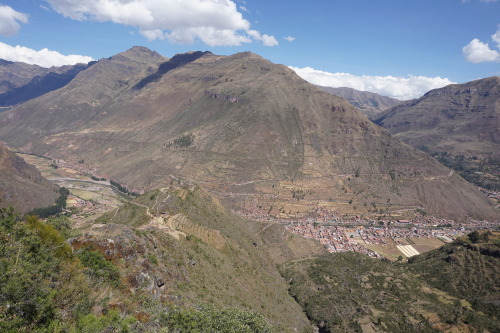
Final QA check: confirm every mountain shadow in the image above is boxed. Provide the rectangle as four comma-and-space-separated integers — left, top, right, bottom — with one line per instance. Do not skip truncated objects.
133, 51, 212, 90
0, 63, 92, 106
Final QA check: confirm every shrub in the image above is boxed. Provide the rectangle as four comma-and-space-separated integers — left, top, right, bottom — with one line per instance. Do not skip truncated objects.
161, 304, 273, 332
77, 248, 121, 286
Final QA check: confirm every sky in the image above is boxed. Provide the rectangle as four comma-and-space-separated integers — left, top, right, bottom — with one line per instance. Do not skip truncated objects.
0, 0, 499, 100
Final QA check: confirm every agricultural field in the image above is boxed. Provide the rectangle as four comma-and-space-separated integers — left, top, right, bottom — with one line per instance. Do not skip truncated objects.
17, 153, 127, 225
364, 237, 446, 261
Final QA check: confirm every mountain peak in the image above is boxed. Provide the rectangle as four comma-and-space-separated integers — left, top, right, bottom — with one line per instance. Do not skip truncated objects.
111, 46, 167, 64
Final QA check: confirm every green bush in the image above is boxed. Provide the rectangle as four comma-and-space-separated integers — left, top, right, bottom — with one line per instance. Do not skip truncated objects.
77, 248, 121, 287
0, 210, 65, 330
161, 304, 273, 332
76, 310, 137, 333
173, 134, 195, 148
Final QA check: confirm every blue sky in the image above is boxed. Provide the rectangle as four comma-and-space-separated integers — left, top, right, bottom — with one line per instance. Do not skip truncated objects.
0, 0, 499, 99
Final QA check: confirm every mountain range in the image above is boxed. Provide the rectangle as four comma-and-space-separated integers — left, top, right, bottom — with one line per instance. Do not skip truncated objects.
0, 47, 497, 221
0, 46, 499, 332
375, 77, 500, 190
320, 85, 401, 119
0, 59, 90, 107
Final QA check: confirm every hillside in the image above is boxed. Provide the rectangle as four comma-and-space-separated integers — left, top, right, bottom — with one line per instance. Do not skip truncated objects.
0, 201, 282, 332
408, 231, 500, 319
375, 77, 500, 190
280, 248, 500, 332
93, 185, 325, 331
0, 48, 497, 221
1, 185, 327, 332
0, 143, 59, 213
320, 86, 401, 119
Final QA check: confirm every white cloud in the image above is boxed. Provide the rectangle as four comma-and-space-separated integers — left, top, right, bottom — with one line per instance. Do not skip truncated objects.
289, 66, 455, 100
45, 0, 277, 47
0, 5, 28, 36
492, 26, 500, 48
247, 29, 278, 46
0, 42, 93, 67
462, 25, 500, 63
462, 38, 500, 63
284, 36, 296, 42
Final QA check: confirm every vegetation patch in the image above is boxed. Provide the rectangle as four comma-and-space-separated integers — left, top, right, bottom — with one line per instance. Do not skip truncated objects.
161, 304, 273, 332
280, 249, 499, 332
28, 187, 70, 218
77, 247, 121, 287
110, 179, 139, 196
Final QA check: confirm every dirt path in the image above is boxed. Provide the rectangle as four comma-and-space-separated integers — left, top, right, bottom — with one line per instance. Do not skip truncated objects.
255, 222, 276, 236
129, 201, 154, 218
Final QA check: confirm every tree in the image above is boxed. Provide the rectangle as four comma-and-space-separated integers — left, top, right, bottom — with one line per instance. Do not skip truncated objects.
468, 231, 480, 244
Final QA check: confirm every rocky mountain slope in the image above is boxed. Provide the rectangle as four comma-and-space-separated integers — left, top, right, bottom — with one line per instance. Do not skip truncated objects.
94, 184, 325, 331
0, 47, 497, 221
320, 86, 401, 119
0, 143, 58, 213
374, 77, 500, 190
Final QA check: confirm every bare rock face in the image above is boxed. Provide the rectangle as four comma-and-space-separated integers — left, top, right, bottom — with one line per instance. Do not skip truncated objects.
0, 48, 497, 221
0, 143, 58, 213
320, 86, 402, 119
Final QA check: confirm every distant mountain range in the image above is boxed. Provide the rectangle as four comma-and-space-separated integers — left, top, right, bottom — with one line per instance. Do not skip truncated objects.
0, 59, 48, 94
375, 77, 500, 190
0, 47, 497, 221
320, 86, 401, 119
0, 59, 91, 107
0, 143, 58, 213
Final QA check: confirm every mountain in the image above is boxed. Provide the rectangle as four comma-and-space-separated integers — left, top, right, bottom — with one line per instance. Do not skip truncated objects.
0, 59, 48, 94
0, 62, 90, 107
280, 233, 500, 332
320, 86, 401, 119
0, 47, 497, 221
0, 143, 59, 213
374, 77, 500, 190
